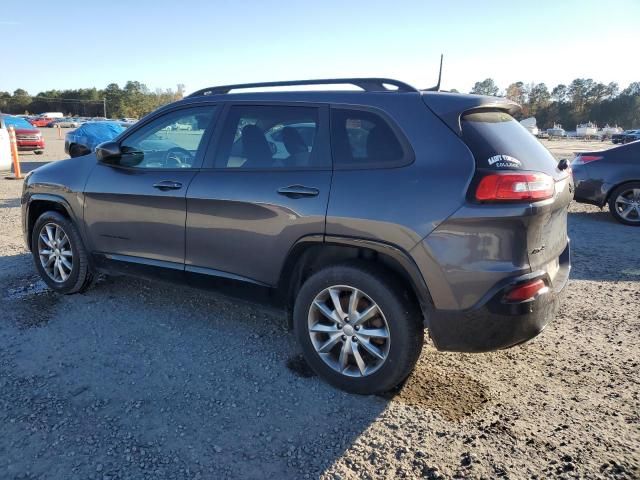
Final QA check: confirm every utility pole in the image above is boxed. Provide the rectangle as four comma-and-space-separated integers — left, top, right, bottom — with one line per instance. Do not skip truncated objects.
103, 97, 107, 118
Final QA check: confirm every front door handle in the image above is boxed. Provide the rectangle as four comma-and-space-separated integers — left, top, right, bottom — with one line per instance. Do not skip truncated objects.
277, 185, 320, 198
153, 181, 183, 191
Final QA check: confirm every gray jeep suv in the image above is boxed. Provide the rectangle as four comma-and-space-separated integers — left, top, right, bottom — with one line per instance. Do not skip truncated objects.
21, 78, 572, 394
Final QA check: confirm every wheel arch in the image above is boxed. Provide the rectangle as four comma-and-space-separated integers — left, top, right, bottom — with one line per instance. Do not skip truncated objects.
278, 235, 433, 328
604, 179, 640, 206
26, 194, 77, 251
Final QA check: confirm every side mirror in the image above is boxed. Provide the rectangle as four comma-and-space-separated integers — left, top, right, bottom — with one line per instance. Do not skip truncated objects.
96, 141, 144, 167
558, 158, 570, 171
95, 141, 122, 164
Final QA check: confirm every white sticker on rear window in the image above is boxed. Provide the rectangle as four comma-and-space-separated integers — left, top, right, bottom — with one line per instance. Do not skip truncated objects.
487, 154, 522, 168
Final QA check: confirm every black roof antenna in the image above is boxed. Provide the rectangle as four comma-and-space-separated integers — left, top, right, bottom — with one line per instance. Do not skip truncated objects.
424, 54, 443, 92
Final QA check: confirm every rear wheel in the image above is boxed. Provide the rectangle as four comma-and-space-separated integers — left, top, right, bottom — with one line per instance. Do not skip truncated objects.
608, 182, 640, 226
293, 262, 424, 394
31, 211, 93, 293
34, 150, 43, 155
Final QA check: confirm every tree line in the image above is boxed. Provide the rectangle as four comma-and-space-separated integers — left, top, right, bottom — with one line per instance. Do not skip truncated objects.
468, 78, 640, 130
2, 78, 639, 129
0, 81, 185, 119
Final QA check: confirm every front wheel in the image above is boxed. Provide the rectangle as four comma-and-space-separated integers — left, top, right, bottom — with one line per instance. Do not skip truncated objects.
31, 211, 94, 293
608, 182, 640, 226
293, 262, 424, 394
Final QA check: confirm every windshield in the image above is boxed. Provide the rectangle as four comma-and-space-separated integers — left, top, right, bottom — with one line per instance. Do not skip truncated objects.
3, 116, 34, 129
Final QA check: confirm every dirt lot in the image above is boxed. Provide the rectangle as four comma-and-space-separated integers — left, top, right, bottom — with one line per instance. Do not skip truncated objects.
0, 130, 638, 479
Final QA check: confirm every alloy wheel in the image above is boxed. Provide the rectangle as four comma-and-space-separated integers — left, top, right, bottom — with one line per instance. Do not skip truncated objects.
307, 285, 391, 377
38, 223, 73, 283
614, 188, 640, 223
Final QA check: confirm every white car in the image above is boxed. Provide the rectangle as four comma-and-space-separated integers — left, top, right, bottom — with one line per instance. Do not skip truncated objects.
50, 118, 82, 128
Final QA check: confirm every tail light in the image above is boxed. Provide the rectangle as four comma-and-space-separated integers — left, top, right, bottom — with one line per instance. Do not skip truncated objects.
572, 155, 603, 165
504, 279, 548, 302
475, 172, 555, 202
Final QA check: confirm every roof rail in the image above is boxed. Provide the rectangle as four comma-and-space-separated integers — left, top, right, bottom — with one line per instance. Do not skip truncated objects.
187, 78, 418, 97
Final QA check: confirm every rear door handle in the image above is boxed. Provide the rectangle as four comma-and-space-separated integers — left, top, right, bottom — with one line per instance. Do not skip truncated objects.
277, 185, 320, 198
153, 181, 183, 191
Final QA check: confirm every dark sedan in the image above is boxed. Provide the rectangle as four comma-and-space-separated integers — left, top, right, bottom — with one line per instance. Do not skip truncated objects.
623, 130, 640, 144
572, 141, 640, 225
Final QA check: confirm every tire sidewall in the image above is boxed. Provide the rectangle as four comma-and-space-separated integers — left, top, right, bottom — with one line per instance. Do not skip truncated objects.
69, 145, 81, 158
294, 264, 423, 394
608, 182, 640, 226
32, 212, 83, 293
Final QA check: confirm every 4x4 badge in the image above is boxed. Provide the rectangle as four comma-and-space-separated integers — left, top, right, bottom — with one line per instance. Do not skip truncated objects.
487, 154, 522, 169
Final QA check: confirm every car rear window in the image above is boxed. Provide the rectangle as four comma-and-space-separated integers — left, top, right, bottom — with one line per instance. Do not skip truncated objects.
461, 111, 559, 174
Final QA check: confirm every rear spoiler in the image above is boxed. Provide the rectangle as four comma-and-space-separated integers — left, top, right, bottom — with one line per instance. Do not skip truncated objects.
421, 91, 520, 135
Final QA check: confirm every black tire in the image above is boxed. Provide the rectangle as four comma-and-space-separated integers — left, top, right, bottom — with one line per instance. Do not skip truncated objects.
608, 182, 640, 226
68, 144, 86, 158
34, 150, 43, 155
31, 211, 94, 293
293, 262, 424, 395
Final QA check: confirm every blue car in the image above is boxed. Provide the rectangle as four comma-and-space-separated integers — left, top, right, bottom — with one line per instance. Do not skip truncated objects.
65, 121, 126, 157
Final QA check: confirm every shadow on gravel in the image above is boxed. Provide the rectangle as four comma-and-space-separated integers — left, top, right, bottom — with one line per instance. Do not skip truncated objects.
7, 160, 51, 174
568, 210, 639, 282
0, 268, 498, 478
0, 253, 59, 329
569, 209, 617, 225
0, 197, 20, 209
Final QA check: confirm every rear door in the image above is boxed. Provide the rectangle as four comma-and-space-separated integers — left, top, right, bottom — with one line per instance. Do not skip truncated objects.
185, 103, 331, 286
83, 105, 218, 267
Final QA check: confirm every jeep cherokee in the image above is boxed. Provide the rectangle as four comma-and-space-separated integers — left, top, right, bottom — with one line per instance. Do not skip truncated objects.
21, 78, 572, 394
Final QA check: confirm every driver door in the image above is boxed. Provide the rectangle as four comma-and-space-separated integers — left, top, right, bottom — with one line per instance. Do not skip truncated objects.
83, 105, 217, 268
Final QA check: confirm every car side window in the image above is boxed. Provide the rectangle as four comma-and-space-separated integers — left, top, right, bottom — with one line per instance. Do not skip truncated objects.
330, 108, 407, 168
215, 105, 324, 169
119, 106, 216, 169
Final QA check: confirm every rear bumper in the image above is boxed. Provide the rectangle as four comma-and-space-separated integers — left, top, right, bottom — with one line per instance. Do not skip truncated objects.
427, 241, 570, 352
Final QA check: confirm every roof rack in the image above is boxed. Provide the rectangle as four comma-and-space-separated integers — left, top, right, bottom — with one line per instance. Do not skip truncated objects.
187, 78, 418, 97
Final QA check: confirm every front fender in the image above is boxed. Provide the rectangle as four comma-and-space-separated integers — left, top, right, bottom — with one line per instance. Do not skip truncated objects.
22, 193, 79, 251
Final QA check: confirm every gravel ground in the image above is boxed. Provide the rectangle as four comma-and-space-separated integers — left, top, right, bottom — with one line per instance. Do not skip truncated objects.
0, 131, 638, 479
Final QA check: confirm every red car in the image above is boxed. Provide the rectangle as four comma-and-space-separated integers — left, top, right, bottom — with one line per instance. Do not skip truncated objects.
1, 115, 45, 154
29, 116, 55, 128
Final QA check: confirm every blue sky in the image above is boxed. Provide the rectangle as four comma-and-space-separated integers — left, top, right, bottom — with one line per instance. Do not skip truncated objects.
2, 0, 638, 95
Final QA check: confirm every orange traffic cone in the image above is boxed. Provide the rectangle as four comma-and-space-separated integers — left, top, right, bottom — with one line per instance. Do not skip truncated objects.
5, 126, 24, 180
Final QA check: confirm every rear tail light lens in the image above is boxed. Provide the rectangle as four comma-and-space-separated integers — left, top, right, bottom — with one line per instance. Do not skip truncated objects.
504, 279, 548, 302
572, 155, 603, 165
475, 172, 555, 202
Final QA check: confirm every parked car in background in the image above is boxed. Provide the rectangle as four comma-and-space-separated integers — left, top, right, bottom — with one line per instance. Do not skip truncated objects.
48, 118, 82, 128
622, 130, 640, 144
22, 78, 572, 394
29, 116, 56, 128
572, 141, 640, 225
0, 114, 45, 154
612, 130, 630, 144
65, 121, 126, 157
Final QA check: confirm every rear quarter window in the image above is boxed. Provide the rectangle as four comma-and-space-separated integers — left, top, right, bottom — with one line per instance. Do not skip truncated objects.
330, 108, 411, 169
462, 111, 558, 173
